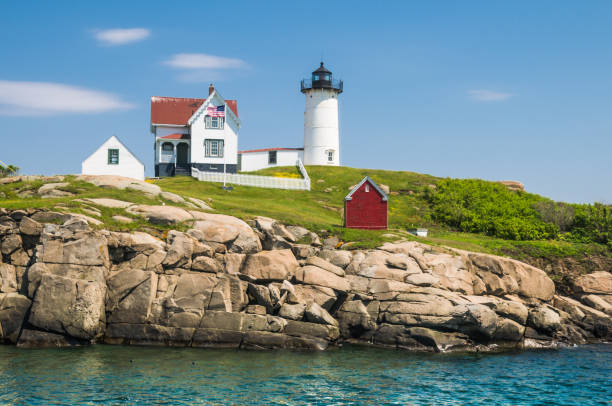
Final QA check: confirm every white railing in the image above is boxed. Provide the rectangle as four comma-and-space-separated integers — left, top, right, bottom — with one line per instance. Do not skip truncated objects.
192, 160, 310, 190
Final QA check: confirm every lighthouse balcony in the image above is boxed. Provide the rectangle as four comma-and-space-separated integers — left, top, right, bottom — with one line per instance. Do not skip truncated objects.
301, 78, 343, 93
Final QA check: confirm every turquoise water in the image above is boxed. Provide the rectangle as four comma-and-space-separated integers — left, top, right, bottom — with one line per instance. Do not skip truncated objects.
0, 344, 610, 405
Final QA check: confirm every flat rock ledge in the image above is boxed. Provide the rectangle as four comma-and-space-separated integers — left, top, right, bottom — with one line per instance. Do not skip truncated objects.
0, 208, 610, 352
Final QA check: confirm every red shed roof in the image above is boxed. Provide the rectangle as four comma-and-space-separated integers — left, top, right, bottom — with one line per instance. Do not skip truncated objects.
238, 147, 304, 154
345, 176, 388, 202
151, 96, 238, 126
160, 133, 191, 140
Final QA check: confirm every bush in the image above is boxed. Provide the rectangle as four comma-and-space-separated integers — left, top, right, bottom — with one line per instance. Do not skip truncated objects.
424, 178, 559, 241
0, 163, 19, 178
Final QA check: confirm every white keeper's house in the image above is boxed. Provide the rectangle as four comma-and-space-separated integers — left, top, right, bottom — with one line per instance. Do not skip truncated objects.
81, 135, 145, 181
151, 62, 342, 177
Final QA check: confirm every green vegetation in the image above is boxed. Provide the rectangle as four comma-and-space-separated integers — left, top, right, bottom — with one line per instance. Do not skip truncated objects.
1, 165, 609, 283
0, 162, 19, 177
424, 178, 612, 246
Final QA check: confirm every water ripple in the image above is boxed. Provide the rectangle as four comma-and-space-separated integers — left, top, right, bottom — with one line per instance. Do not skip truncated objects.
0, 344, 610, 405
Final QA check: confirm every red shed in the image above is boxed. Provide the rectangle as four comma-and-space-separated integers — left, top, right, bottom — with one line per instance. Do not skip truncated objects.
344, 176, 388, 229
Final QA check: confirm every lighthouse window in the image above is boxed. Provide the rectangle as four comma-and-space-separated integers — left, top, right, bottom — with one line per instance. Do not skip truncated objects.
204, 139, 224, 158
327, 150, 334, 162
313, 74, 319, 81
205, 116, 224, 129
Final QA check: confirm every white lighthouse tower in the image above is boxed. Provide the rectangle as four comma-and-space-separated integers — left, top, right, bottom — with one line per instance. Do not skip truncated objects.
301, 62, 343, 166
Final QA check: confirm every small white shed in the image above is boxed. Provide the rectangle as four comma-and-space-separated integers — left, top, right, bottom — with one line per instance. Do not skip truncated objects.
81, 135, 145, 181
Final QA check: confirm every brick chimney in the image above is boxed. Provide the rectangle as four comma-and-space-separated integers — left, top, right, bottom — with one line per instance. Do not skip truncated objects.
208, 83, 214, 96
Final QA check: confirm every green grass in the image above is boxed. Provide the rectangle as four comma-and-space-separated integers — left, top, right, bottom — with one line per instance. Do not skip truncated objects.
1, 166, 609, 270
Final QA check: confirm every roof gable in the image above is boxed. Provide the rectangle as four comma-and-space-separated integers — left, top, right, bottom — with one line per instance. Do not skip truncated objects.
345, 176, 388, 202
151, 95, 238, 126
187, 89, 241, 127
82, 135, 145, 166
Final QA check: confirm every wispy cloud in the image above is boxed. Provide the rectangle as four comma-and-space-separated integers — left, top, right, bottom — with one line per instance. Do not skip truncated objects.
163, 53, 248, 69
162, 53, 249, 83
468, 89, 513, 102
94, 28, 150, 46
0, 80, 133, 116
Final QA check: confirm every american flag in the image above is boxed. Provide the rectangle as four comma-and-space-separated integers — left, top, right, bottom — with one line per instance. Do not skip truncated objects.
207, 105, 225, 117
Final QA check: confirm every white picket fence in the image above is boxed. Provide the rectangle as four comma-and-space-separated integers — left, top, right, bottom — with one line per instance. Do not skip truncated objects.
192, 160, 310, 190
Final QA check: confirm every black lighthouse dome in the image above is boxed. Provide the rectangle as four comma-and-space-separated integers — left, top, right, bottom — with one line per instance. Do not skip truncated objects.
301, 62, 343, 93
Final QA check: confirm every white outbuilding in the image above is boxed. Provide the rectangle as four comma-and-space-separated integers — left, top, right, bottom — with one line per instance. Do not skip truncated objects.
81, 135, 145, 181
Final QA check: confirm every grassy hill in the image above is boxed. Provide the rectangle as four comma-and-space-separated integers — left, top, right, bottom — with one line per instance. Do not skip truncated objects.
1, 165, 610, 292
156, 165, 612, 291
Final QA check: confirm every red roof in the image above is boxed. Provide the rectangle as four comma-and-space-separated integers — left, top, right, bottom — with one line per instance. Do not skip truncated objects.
238, 147, 304, 154
160, 133, 191, 140
151, 96, 238, 126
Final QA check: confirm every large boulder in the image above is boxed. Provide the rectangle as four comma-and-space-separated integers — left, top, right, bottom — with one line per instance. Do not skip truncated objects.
304, 303, 339, 327
573, 272, 612, 295
37, 233, 109, 268
467, 253, 555, 301
126, 205, 193, 225
241, 250, 298, 281
0, 293, 32, 343
295, 266, 350, 292
0, 263, 17, 293
76, 175, 162, 195
193, 213, 261, 254
28, 273, 106, 340
162, 231, 194, 268
527, 306, 561, 335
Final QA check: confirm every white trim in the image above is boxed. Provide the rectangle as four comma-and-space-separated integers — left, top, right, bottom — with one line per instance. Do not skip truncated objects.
187, 89, 241, 128
345, 176, 388, 201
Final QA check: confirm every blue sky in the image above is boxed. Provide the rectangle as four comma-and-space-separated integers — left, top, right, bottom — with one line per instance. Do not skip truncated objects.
1, 1, 610, 203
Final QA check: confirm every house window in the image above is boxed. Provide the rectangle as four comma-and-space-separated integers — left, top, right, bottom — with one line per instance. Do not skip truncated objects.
204, 139, 224, 157
327, 150, 334, 162
365, 184, 370, 192
268, 151, 277, 165
205, 116, 224, 129
108, 149, 119, 165
161, 142, 174, 163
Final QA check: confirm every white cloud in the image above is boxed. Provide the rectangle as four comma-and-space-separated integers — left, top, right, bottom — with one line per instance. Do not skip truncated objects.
468, 89, 513, 102
0, 80, 133, 116
94, 28, 150, 45
163, 53, 248, 69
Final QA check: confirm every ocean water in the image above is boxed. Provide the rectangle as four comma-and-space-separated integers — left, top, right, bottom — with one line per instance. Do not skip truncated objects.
0, 344, 610, 405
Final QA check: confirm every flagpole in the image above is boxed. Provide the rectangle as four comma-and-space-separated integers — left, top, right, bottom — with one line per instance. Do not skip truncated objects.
223, 103, 227, 188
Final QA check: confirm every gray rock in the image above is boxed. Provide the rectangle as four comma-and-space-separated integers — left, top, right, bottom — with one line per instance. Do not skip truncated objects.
295, 266, 350, 292
28, 273, 106, 340
246, 305, 267, 315
319, 249, 352, 269
247, 283, 274, 314
494, 318, 525, 341
160, 191, 185, 204
19, 216, 42, 236
528, 306, 561, 335
17, 329, 89, 348
192, 256, 222, 273
0, 293, 32, 343
279, 303, 307, 320
241, 249, 299, 281
305, 302, 339, 327
0, 264, 17, 293
162, 231, 194, 268
1, 234, 22, 255
305, 256, 345, 277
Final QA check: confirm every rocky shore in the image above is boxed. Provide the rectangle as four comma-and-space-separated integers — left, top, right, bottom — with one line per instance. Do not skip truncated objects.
1, 207, 610, 352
